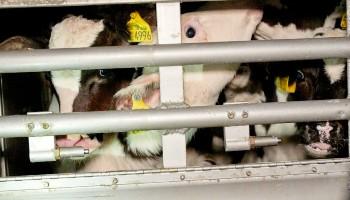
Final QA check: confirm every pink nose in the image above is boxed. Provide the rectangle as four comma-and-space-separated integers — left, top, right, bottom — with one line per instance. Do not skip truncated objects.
316, 122, 333, 142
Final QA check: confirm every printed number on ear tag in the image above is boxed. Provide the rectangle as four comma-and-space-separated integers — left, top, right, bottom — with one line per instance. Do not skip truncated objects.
127, 11, 153, 43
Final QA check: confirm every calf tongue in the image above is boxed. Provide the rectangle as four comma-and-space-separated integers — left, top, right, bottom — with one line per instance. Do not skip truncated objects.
56, 134, 101, 149
310, 142, 331, 151
304, 142, 331, 158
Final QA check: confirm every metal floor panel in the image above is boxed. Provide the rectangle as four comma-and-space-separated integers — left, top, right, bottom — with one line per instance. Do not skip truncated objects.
0, 159, 349, 200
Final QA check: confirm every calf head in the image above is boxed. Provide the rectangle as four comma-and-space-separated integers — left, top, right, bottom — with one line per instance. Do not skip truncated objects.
50, 15, 136, 151
294, 63, 348, 158
279, 60, 348, 158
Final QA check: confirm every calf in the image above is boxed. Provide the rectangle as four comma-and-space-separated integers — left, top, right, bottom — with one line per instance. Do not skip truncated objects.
113, 1, 263, 158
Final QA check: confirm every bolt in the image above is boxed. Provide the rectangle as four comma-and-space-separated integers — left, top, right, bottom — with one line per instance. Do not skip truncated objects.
42, 123, 50, 129
84, 149, 90, 155
338, 111, 346, 119
43, 181, 49, 187
246, 170, 252, 176
27, 123, 35, 131
180, 174, 185, 180
312, 167, 317, 173
113, 178, 118, 184
242, 111, 249, 118
227, 111, 235, 119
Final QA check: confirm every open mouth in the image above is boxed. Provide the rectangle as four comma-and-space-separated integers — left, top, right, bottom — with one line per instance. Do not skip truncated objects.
304, 143, 332, 158
56, 134, 101, 150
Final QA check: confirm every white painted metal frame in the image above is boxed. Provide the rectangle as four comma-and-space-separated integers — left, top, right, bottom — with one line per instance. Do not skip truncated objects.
157, 2, 186, 168
0, 75, 5, 177
0, 159, 349, 200
0, 0, 230, 8
0, 0, 348, 199
347, 0, 350, 157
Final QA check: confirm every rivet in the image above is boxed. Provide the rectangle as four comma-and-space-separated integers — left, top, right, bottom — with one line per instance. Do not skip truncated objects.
227, 111, 235, 119
42, 123, 50, 129
113, 178, 118, 184
180, 174, 185, 180
338, 111, 346, 119
27, 123, 35, 131
242, 111, 249, 118
312, 167, 317, 173
246, 170, 252, 176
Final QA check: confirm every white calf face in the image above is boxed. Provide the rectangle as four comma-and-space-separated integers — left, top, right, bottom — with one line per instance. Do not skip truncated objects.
181, 9, 263, 43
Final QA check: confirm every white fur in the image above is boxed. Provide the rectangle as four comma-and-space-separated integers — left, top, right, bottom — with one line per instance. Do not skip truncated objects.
49, 16, 104, 49
115, 7, 263, 156
126, 130, 163, 156
323, 58, 346, 84
80, 147, 233, 173
241, 143, 306, 163
276, 89, 288, 102
323, 0, 344, 28
49, 16, 105, 113
49, 16, 105, 91
255, 21, 345, 41
255, 23, 316, 40
127, 128, 197, 156
51, 70, 81, 92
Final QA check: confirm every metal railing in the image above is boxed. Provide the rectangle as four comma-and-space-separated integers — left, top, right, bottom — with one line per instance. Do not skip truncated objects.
0, 38, 348, 73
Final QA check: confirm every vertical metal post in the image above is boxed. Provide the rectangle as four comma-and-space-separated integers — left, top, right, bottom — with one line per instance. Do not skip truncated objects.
0, 75, 7, 177
347, 0, 350, 157
156, 2, 186, 168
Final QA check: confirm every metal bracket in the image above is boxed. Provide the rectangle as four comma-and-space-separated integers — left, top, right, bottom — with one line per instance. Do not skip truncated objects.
224, 102, 281, 151
28, 112, 89, 162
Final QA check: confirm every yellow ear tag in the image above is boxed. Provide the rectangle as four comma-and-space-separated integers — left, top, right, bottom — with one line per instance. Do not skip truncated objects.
128, 95, 150, 135
341, 13, 347, 30
275, 77, 296, 93
127, 11, 153, 43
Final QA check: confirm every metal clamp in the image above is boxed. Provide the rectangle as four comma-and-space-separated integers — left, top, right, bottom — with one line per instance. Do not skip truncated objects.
28, 112, 89, 162
223, 102, 281, 151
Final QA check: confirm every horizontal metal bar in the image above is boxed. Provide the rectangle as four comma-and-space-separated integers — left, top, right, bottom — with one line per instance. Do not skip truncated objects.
0, 38, 349, 73
0, 99, 348, 138
0, 158, 349, 200
0, 0, 233, 8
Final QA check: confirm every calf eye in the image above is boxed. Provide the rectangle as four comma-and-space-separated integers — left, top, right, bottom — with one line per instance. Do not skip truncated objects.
98, 69, 112, 78
186, 27, 196, 38
296, 70, 304, 80
314, 32, 324, 37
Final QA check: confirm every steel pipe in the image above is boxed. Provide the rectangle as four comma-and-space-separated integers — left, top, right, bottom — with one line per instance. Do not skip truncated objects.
0, 38, 349, 73
347, 0, 350, 157
0, 99, 348, 138
0, 0, 237, 8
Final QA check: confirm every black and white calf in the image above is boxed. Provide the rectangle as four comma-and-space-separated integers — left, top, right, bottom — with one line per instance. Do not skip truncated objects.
250, 0, 347, 159
49, 9, 238, 172
113, 1, 263, 159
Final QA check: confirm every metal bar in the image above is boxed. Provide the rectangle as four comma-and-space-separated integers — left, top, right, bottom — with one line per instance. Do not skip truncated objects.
0, 75, 6, 177
346, 0, 350, 158
0, 0, 235, 8
157, 2, 186, 168
0, 99, 348, 138
0, 38, 349, 73
0, 158, 349, 200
